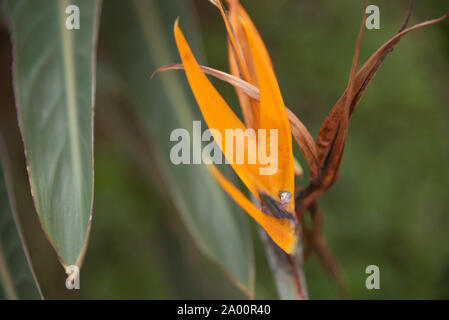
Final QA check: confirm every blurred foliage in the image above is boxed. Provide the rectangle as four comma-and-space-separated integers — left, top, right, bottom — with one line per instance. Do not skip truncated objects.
1, 0, 449, 299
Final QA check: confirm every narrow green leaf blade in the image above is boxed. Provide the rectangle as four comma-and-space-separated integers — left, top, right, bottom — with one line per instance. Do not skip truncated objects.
7, 0, 101, 266
100, 0, 254, 294
0, 152, 41, 300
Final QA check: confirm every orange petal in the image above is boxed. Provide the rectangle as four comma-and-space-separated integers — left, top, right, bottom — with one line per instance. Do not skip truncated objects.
228, 42, 257, 128
241, 17, 294, 210
228, 1, 274, 75
174, 19, 271, 198
221, 0, 259, 128
216, 0, 249, 80
207, 164, 297, 254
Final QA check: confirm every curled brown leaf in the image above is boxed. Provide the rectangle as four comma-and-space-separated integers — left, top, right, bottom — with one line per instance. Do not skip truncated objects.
316, 8, 448, 166
151, 63, 259, 99
285, 108, 321, 186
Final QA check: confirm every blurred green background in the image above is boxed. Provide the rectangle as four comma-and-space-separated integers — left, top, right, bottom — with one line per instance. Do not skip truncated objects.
1, 0, 449, 299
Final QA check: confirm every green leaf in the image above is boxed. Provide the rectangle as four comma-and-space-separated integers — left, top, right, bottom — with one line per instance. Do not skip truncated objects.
100, 0, 254, 294
0, 149, 41, 300
7, 0, 101, 266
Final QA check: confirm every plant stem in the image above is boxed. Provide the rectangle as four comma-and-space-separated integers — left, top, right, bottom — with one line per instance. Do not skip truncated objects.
258, 227, 308, 300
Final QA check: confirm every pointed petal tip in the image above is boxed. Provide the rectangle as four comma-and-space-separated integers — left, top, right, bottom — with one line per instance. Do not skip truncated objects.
149, 69, 158, 80
207, 164, 297, 254
174, 17, 180, 33
281, 229, 297, 254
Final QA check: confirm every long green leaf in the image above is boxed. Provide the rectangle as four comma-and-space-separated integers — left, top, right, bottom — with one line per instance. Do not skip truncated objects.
0, 147, 41, 300
100, 0, 254, 294
7, 0, 101, 267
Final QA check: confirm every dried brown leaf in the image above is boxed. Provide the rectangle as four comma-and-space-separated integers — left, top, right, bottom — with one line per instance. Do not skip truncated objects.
151, 63, 259, 99
285, 108, 321, 186
316, 9, 448, 165
316, 0, 367, 168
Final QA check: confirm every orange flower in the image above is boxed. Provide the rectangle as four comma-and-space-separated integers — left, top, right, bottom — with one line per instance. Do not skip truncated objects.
154, 0, 447, 254
172, 1, 297, 253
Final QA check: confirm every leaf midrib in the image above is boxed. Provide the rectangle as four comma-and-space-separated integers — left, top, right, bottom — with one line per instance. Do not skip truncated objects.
58, 0, 83, 259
